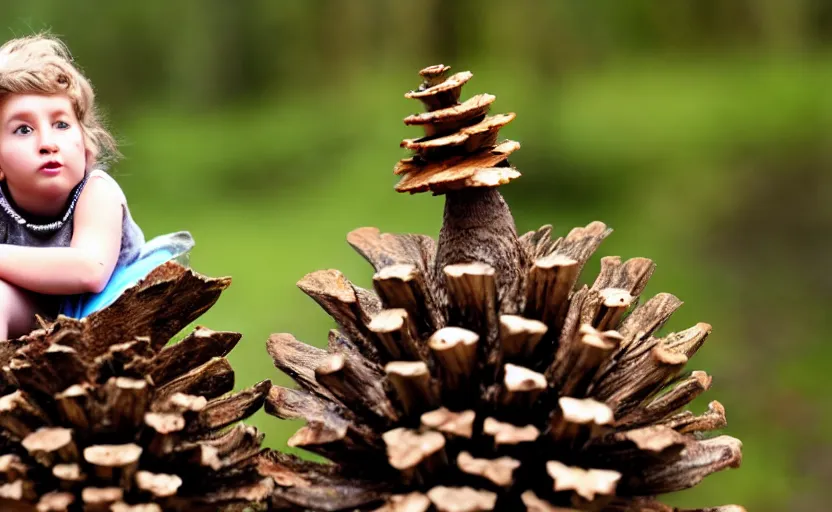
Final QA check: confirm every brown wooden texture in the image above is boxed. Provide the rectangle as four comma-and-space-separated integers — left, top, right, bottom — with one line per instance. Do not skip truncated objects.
258, 63, 744, 512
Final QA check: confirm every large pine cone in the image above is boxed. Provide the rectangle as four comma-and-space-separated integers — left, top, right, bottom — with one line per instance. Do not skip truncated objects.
260, 65, 744, 511
0, 262, 272, 511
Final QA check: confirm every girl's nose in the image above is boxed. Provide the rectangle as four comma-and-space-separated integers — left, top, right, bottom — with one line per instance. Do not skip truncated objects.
39, 140, 58, 154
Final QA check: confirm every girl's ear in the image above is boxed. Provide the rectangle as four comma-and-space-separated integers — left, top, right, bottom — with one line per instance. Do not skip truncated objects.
0, 169, 4, 181
85, 147, 95, 171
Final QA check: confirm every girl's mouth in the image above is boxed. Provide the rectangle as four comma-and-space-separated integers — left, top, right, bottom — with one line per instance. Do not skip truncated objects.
39, 161, 63, 174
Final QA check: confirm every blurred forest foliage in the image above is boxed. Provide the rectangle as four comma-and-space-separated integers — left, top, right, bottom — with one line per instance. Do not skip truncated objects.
3, 1, 831, 510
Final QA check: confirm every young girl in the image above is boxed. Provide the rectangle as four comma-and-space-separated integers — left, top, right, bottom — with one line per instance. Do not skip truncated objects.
0, 34, 192, 339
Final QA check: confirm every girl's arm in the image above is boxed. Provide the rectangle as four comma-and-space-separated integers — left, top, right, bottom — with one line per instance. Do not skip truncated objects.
0, 175, 123, 295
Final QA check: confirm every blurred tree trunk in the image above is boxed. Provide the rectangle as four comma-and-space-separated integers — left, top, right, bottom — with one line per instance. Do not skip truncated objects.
383, 1, 432, 68
168, 0, 246, 110
427, 0, 472, 64
317, 0, 374, 81
756, 0, 812, 52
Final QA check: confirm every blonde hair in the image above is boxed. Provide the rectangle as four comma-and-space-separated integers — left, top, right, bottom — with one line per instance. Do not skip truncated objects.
0, 34, 118, 164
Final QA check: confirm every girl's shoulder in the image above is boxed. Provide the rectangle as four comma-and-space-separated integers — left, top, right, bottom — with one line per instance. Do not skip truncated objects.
84, 169, 128, 206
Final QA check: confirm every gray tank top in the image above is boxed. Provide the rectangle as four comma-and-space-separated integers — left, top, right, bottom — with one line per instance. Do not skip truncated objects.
0, 169, 145, 269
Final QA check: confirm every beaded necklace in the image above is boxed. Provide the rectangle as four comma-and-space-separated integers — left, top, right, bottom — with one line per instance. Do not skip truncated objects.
0, 175, 88, 233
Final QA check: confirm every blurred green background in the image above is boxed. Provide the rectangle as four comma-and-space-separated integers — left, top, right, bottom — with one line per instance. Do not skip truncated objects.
4, 1, 831, 510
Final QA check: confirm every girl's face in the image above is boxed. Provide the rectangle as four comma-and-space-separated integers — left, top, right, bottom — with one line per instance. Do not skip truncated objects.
0, 93, 88, 216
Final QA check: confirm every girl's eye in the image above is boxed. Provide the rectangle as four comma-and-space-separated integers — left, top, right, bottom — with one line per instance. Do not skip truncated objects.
55, 121, 70, 129
12, 125, 32, 135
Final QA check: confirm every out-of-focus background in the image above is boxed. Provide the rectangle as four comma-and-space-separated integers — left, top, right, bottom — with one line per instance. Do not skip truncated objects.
4, 1, 831, 510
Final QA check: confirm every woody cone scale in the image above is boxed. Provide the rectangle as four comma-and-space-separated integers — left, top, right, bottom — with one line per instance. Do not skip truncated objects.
258, 65, 745, 511
0, 263, 272, 511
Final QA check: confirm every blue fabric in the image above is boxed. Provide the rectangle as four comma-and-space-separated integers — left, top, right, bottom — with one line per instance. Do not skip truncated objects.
59, 231, 194, 319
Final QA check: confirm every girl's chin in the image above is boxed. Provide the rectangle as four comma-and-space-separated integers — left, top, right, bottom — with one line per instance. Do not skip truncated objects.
36, 175, 81, 196
37, 168, 82, 182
